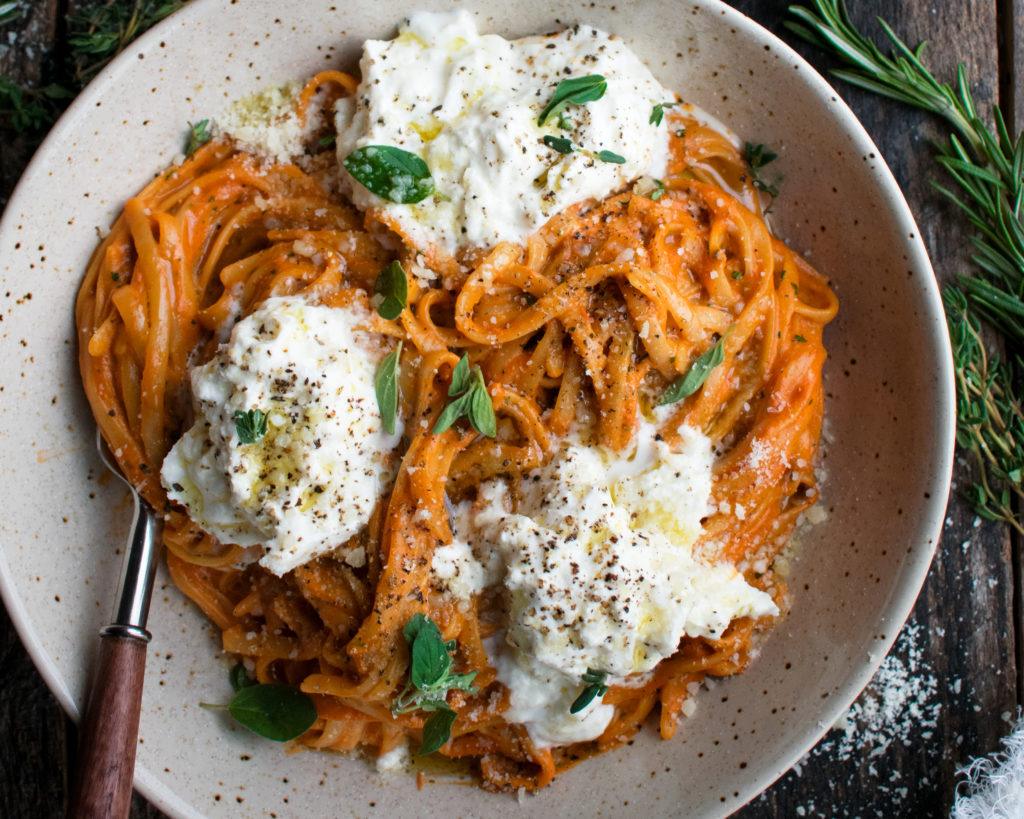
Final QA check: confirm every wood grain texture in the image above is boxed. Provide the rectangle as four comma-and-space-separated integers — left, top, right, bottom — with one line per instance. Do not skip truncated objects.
0, 2, 1018, 818
730, 0, 1018, 816
69, 635, 148, 819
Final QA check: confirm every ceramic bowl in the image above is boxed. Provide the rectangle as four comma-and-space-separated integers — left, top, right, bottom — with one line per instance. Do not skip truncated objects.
0, 0, 954, 816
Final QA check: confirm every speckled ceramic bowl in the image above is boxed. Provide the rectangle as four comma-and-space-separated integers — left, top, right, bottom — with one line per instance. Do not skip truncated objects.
0, 1, 954, 816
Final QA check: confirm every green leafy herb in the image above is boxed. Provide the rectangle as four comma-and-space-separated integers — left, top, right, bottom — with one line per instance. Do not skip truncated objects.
557, 113, 574, 130
229, 664, 257, 693
201, 665, 318, 743
543, 134, 575, 154
794, 334, 807, 343
317, 134, 336, 147
944, 289, 1024, 535
649, 179, 667, 201
432, 355, 497, 437
675, 127, 687, 138
744, 142, 780, 198
731, 270, 744, 280
375, 342, 402, 436
649, 101, 678, 126
570, 668, 609, 714
658, 336, 727, 406
217, 684, 318, 742
233, 409, 268, 444
537, 74, 607, 126
787, 0, 1024, 532
343, 145, 435, 204
374, 260, 408, 320
596, 149, 626, 164
392, 614, 479, 755
0, 2, 21, 26
185, 119, 212, 157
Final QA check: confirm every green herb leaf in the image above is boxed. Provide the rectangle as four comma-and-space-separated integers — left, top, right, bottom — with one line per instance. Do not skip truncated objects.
745, 142, 778, 169
731, 270, 744, 280
233, 409, 268, 444
374, 260, 408, 320
649, 101, 678, 126
658, 336, 727, 406
537, 74, 607, 126
596, 150, 626, 164
795, 334, 807, 343
185, 119, 212, 158
375, 343, 402, 435
343, 145, 435, 204
405, 613, 452, 688
420, 706, 458, 755
570, 668, 609, 714
675, 127, 687, 138
649, 179, 666, 201
317, 134, 336, 147
543, 134, 575, 154
226, 684, 318, 742
229, 664, 256, 693
433, 355, 497, 437
393, 614, 478, 754
448, 354, 472, 396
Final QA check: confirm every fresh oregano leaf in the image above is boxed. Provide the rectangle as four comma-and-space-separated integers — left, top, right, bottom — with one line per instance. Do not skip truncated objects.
407, 613, 452, 688
570, 668, 609, 714
374, 260, 408, 320
375, 342, 402, 435
596, 149, 626, 164
432, 392, 472, 434
658, 336, 728, 406
649, 101, 677, 126
537, 74, 607, 126
543, 134, 574, 154
468, 374, 497, 438
343, 145, 435, 204
185, 119, 211, 157
229, 664, 256, 693
226, 684, 318, 742
448, 354, 472, 396
419, 706, 458, 756
233, 409, 268, 444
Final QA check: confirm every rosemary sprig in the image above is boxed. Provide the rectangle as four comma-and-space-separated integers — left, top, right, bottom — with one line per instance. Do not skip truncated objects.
788, 0, 1024, 531
944, 289, 1024, 536
0, 0, 184, 136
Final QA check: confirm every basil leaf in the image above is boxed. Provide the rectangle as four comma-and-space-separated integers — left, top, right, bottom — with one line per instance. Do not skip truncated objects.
374, 260, 408, 320
468, 379, 496, 438
229, 664, 256, 693
234, 409, 268, 444
343, 145, 435, 204
744, 141, 778, 169
543, 135, 574, 154
448, 354, 472, 396
537, 74, 607, 126
596, 149, 626, 164
432, 391, 472, 434
409, 614, 452, 689
658, 336, 727, 406
228, 684, 318, 742
374, 343, 402, 435
419, 706, 457, 755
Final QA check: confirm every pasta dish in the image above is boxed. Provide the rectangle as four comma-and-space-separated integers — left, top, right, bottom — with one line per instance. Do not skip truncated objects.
75, 13, 836, 792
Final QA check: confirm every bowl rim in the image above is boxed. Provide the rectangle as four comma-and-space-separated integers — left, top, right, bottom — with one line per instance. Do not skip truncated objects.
0, 0, 956, 815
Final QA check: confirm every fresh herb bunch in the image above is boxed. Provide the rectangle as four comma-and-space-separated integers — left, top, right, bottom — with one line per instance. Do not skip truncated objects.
1, 0, 184, 136
392, 613, 478, 755
788, 0, 1024, 531
944, 289, 1024, 536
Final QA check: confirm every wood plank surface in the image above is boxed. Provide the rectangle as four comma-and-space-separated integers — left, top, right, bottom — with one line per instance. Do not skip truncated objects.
0, 2, 1018, 818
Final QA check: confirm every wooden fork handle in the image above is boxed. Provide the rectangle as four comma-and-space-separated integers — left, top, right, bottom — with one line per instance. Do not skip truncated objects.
68, 632, 148, 818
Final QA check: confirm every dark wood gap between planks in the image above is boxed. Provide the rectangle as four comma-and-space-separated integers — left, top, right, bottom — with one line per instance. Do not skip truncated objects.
995, 0, 1024, 711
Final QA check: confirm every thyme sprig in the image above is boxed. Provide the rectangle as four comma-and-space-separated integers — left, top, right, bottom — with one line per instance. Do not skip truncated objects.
787, 0, 1024, 531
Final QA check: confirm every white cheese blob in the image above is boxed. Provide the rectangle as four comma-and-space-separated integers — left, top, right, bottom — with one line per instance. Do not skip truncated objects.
161, 296, 402, 575
435, 424, 777, 746
335, 11, 674, 255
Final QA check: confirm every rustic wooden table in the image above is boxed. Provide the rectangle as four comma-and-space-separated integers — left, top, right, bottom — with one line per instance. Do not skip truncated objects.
0, 1, 1018, 817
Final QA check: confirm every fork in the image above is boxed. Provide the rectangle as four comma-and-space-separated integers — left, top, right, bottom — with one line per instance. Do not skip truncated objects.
68, 430, 163, 818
